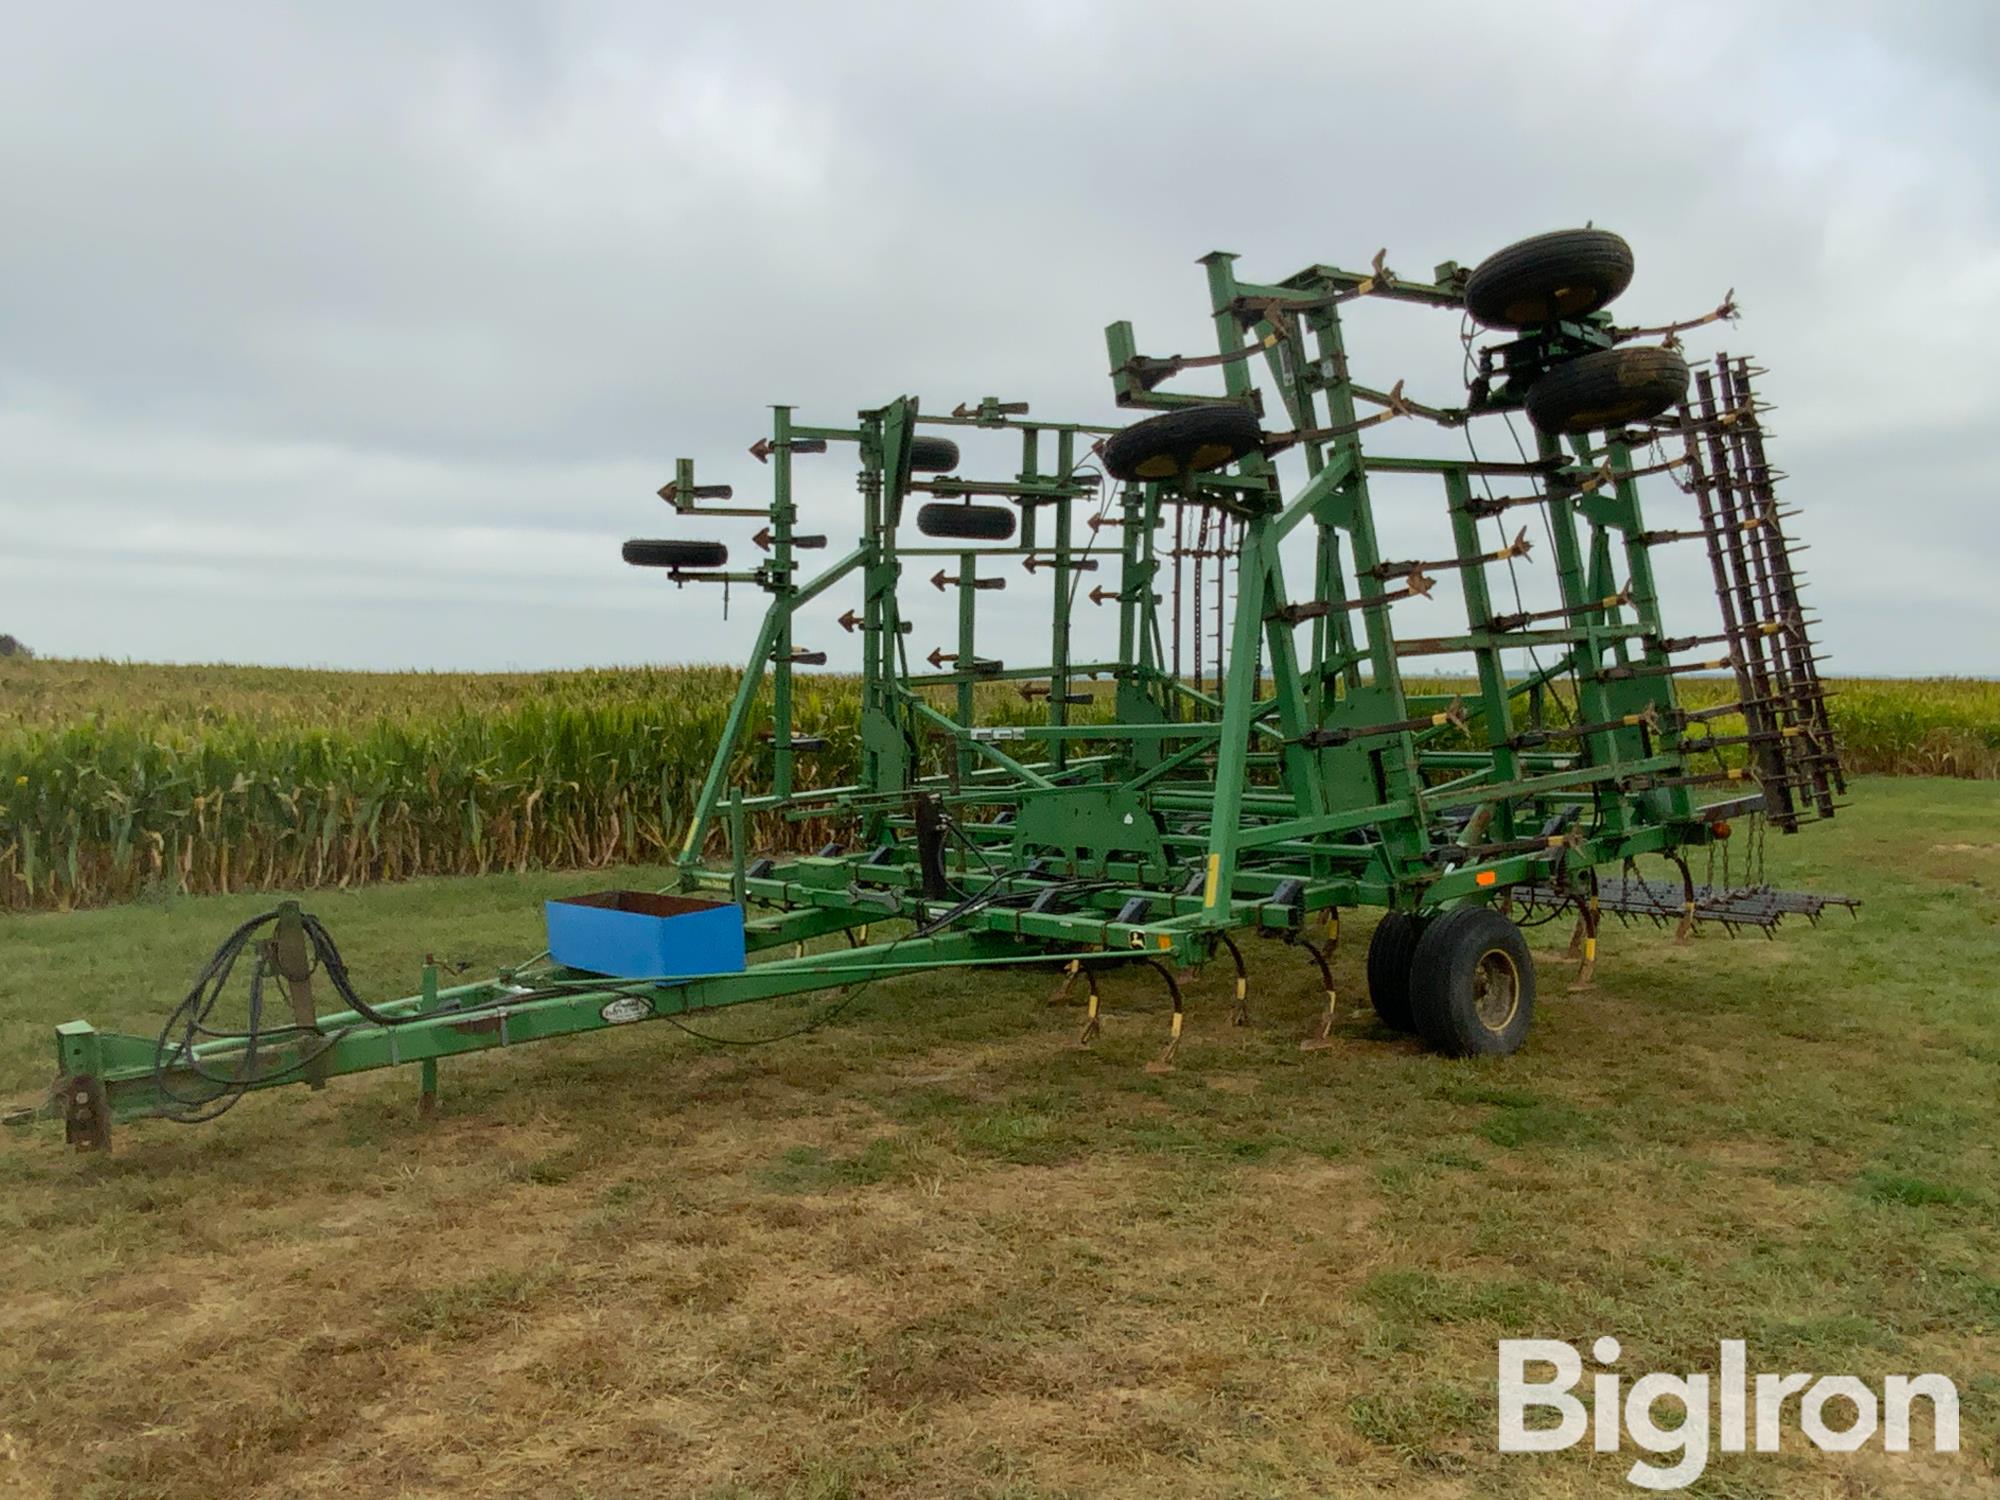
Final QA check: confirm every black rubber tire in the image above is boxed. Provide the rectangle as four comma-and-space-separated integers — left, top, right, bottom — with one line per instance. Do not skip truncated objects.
908, 435, 960, 473
623, 538, 729, 570
1102, 405, 1263, 483
1464, 228, 1635, 329
1408, 906, 1536, 1057
1524, 346, 1690, 435
916, 502, 1015, 541
1366, 911, 1427, 1032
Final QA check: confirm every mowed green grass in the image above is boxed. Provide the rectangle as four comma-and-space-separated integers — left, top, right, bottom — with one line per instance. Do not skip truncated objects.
0, 779, 1995, 1498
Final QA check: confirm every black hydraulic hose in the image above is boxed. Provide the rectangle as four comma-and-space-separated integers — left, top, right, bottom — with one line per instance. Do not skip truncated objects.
148, 869, 1146, 1115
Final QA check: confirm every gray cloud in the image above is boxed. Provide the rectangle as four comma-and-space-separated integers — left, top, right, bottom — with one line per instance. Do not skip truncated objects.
1, 0, 1993, 674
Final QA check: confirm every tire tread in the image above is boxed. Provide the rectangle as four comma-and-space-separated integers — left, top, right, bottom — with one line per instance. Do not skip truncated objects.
1102, 405, 1263, 483
1524, 346, 1690, 435
916, 502, 1015, 541
1465, 229, 1635, 329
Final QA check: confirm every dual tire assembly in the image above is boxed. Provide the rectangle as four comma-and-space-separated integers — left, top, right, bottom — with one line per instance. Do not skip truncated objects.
1367, 906, 1535, 1057
1463, 226, 1690, 434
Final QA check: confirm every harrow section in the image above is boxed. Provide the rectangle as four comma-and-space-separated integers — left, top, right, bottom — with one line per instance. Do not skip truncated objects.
1674, 355, 1845, 829
1519, 873, 1860, 939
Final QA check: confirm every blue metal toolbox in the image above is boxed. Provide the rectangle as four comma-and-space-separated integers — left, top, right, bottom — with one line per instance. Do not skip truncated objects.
543, 890, 746, 980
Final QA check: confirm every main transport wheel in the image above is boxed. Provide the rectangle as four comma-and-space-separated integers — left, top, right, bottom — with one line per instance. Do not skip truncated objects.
908, 435, 960, 473
1101, 405, 1263, 483
916, 502, 1015, 541
1408, 906, 1536, 1057
1524, 346, 1690, 435
1463, 228, 1635, 329
1366, 911, 1427, 1032
623, 538, 729, 569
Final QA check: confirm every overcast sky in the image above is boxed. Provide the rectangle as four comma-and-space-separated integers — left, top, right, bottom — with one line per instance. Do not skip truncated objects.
2, 1, 1994, 676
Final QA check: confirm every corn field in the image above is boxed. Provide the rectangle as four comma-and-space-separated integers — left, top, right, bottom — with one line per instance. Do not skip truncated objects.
1, 659, 1993, 912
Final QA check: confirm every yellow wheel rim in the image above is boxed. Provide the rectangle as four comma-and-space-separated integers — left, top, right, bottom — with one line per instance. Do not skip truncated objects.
1473, 948, 1521, 1032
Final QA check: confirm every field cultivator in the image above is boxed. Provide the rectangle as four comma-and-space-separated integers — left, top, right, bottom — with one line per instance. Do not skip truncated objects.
17, 229, 1858, 1150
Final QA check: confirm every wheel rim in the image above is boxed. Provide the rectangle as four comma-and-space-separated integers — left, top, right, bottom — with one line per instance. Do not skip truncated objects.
1472, 949, 1520, 1032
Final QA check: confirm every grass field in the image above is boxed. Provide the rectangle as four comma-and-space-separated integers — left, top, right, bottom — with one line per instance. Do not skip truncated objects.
3, 657, 1997, 913
1, 777, 1994, 1497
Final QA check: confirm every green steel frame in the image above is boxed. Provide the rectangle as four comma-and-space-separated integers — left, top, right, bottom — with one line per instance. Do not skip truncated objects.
27, 245, 1830, 1146
664, 252, 1732, 937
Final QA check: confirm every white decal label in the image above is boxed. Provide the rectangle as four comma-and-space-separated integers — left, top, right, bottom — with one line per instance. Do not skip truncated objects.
599, 995, 653, 1025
